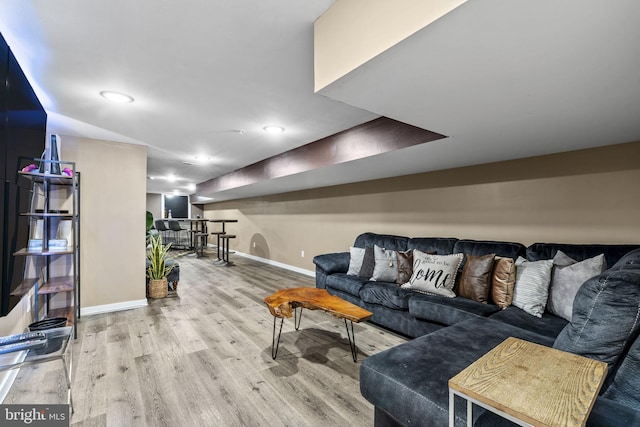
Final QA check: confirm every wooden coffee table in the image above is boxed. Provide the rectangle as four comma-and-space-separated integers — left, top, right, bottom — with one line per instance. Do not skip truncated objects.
448, 337, 608, 426
264, 287, 373, 362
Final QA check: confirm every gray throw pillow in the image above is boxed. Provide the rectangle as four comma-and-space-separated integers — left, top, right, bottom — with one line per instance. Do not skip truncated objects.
512, 257, 553, 317
359, 247, 375, 278
371, 245, 398, 282
554, 248, 640, 369
547, 251, 606, 321
347, 246, 365, 276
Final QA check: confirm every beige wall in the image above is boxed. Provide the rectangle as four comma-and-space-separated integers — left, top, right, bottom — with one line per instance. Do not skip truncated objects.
146, 193, 163, 222
203, 141, 640, 271
62, 136, 147, 308
314, 0, 467, 91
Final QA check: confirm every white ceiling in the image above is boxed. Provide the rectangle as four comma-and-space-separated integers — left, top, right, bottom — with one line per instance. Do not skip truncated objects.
1, 1, 639, 202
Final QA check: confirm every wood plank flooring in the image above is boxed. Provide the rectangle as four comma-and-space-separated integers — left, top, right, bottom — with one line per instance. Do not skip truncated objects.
4, 251, 407, 426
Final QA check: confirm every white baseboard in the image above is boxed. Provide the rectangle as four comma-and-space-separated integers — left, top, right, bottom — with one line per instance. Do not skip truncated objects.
80, 299, 148, 317
232, 250, 315, 277
80, 250, 314, 317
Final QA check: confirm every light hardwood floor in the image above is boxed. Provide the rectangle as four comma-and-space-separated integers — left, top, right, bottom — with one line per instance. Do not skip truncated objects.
4, 250, 407, 426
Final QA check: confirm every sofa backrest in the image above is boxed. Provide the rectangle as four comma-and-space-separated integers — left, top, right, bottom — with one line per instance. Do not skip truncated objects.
407, 237, 458, 255
453, 239, 526, 269
353, 232, 408, 251
526, 243, 640, 269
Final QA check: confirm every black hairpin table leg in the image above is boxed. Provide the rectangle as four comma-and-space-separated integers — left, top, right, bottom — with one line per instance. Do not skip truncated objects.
294, 307, 303, 330
271, 316, 284, 360
345, 318, 359, 362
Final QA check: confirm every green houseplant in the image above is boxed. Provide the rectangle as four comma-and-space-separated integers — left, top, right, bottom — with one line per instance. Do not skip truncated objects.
146, 211, 158, 245
146, 234, 174, 298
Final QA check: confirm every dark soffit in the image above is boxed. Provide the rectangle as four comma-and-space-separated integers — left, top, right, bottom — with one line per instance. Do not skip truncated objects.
194, 116, 446, 200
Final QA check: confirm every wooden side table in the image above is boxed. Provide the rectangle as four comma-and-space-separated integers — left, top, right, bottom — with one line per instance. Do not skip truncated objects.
448, 337, 607, 427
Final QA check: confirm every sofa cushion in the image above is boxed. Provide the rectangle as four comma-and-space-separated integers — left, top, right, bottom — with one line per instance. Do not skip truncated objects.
554, 248, 640, 369
353, 232, 408, 251
547, 251, 606, 321
408, 294, 500, 325
401, 251, 463, 298
359, 317, 555, 427
512, 257, 553, 317
491, 256, 516, 309
458, 253, 495, 303
489, 306, 568, 340
325, 273, 369, 297
371, 245, 398, 282
407, 237, 458, 255
360, 282, 414, 310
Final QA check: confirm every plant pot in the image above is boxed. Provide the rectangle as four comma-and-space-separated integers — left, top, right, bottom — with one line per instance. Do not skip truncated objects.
148, 278, 168, 299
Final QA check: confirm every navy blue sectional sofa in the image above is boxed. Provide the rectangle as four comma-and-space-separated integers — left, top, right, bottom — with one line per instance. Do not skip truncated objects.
313, 232, 640, 426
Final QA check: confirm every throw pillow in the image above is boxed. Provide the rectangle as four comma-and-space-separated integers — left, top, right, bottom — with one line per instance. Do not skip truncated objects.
511, 257, 553, 317
371, 245, 398, 282
396, 250, 414, 285
347, 247, 366, 276
547, 251, 606, 321
359, 247, 375, 278
554, 248, 640, 369
401, 250, 463, 298
491, 256, 516, 309
458, 253, 496, 303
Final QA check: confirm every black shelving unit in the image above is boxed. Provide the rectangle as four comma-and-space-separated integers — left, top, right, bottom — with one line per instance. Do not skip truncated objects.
12, 158, 80, 338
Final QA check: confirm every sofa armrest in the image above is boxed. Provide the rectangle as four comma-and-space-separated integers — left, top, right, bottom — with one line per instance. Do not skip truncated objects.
313, 252, 350, 289
313, 252, 350, 275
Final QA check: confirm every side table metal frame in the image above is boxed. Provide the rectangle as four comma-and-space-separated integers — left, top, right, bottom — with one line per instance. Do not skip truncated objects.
449, 388, 533, 427
0, 327, 73, 413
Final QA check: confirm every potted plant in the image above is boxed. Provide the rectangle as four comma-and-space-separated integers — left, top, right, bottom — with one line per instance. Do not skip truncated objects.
146, 211, 158, 245
146, 234, 174, 299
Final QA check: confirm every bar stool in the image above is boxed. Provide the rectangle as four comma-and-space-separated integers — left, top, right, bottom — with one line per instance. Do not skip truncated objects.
219, 234, 236, 265
154, 220, 170, 242
193, 232, 208, 257
168, 220, 186, 248
211, 231, 226, 264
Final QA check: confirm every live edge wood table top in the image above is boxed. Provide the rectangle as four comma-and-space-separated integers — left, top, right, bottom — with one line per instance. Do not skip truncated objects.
448, 337, 608, 427
264, 287, 372, 323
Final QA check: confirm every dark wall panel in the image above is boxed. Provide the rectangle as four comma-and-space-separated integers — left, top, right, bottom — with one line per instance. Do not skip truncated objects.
0, 33, 47, 316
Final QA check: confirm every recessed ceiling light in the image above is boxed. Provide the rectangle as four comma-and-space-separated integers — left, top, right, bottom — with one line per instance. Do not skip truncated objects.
100, 90, 134, 103
263, 125, 285, 134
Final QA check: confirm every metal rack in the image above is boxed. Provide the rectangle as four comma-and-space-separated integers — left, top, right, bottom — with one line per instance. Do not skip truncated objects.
12, 158, 80, 338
